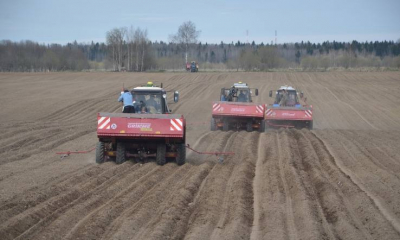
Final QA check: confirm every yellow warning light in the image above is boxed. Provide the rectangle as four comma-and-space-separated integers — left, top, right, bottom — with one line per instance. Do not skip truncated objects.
147, 81, 154, 87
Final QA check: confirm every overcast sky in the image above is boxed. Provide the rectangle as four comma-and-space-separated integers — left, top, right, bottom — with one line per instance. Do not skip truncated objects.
0, 0, 399, 44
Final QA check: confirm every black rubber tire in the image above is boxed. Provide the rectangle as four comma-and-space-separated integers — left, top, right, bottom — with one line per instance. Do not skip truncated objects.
156, 144, 166, 166
176, 144, 186, 166
222, 118, 229, 131
116, 142, 126, 164
210, 118, 216, 131
246, 121, 253, 132
95, 141, 105, 164
308, 120, 313, 130
259, 120, 266, 132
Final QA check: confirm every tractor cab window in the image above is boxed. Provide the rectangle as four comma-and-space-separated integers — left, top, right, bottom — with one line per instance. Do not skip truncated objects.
236, 89, 250, 102
286, 91, 298, 106
222, 87, 251, 102
220, 89, 230, 101
133, 92, 164, 114
274, 90, 299, 106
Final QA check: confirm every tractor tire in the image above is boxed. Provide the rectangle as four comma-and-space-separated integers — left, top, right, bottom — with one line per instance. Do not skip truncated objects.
222, 118, 229, 131
259, 120, 266, 132
308, 121, 313, 130
95, 141, 105, 164
176, 144, 186, 166
116, 142, 126, 164
246, 121, 253, 132
156, 144, 166, 166
210, 118, 216, 131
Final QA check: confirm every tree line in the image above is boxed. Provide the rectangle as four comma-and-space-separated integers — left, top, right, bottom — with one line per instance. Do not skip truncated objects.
1, 22, 399, 72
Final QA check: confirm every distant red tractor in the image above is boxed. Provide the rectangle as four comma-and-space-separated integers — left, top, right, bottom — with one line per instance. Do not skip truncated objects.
211, 82, 264, 132
266, 86, 313, 129
96, 83, 186, 165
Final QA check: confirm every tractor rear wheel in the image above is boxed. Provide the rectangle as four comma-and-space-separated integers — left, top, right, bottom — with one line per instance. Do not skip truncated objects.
308, 121, 313, 130
116, 142, 126, 164
156, 144, 166, 166
176, 144, 186, 166
246, 121, 253, 132
222, 118, 229, 131
95, 141, 105, 164
210, 118, 216, 131
259, 120, 266, 132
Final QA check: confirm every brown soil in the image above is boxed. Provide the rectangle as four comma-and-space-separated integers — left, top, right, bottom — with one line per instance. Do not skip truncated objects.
0, 72, 399, 239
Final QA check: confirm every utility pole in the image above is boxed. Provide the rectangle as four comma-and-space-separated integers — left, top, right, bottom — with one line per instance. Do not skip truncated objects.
275, 30, 277, 45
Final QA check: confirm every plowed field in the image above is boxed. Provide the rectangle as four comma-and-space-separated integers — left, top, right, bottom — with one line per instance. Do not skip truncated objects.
0, 72, 399, 239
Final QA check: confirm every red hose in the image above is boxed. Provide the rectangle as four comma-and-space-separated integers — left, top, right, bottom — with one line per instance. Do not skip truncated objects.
56, 147, 96, 156
185, 144, 235, 156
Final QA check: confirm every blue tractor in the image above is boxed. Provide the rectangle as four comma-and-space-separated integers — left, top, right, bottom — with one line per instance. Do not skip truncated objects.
190, 61, 199, 72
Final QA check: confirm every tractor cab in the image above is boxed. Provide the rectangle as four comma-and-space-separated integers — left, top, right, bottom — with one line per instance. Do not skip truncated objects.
269, 86, 302, 107
220, 82, 258, 103
131, 82, 179, 114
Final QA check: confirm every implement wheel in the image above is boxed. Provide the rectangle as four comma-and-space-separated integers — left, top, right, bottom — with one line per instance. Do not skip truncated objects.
246, 121, 253, 132
116, 142, 126, 164
222, 118, 229, 131
156, 144, 166, 166
308, 120, 313, 130
95, 141, 105, 164
176, 144, 186, 166
259, 120, 266, 133
211, 118, 216, 131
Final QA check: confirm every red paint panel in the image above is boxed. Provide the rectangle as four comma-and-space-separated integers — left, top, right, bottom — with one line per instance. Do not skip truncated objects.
265, 108, 313, 120
212, 101, 264, 118
97, 116, 184, 138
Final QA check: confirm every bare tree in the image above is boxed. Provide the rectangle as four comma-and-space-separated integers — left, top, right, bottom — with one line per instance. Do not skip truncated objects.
131, 28, 149, 71
106, 27, 126, 71
170, 21, 201, 64
126, 26, 134, 71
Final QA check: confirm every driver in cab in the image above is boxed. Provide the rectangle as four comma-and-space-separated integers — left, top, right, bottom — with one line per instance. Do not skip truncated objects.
237, 90, 248, 102
146, 94, 161, 113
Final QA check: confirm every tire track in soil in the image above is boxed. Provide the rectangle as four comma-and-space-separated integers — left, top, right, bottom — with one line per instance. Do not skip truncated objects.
62, 163, 187, 240
186, 130, 235, 165
0, 162, 147, 240
0, 162, 111, 222
10, 162, 158, 240
293, 130, 373, 239
122, 163, 214, 240
335, 130, 400, 180
1, 72, 400, 239
182, 131, 259, 240
0, 127, 95, 165
42, 163, 181, 240
314, 130, 400, 234
307, 130, 400, 238
101, 131, 237, 240
251, 130, 333, 240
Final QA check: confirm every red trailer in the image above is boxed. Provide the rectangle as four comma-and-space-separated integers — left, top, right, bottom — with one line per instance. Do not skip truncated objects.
265, 86, 313, 129
211, 82, 264, 132
96, 83, 186, 165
